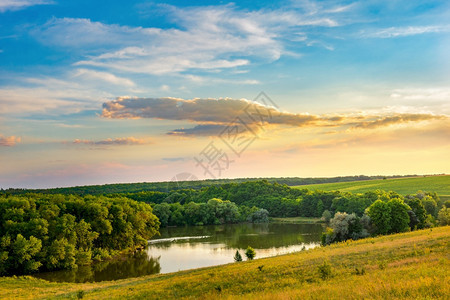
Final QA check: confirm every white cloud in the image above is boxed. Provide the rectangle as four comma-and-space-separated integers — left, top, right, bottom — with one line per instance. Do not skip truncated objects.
0, 0, 52, 12
364, 25, 450, 38
0, 76, 114, 115
390, 88, 450, 101
73, 69, 136, 87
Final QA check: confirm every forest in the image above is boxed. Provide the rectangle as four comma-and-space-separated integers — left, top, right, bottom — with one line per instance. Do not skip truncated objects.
0, 195, 159, 276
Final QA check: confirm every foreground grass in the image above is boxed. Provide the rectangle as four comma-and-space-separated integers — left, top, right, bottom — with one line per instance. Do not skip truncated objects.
1, 226, 449, 299
293, 175, 450, 200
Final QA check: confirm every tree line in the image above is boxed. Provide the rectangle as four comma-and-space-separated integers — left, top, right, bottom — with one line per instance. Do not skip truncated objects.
152, 198, 269, 227
121, 181, 445, 219
1, 175, 416, 195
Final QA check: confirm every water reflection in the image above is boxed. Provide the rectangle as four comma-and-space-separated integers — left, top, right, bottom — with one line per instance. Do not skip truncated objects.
34, 252, 161, 283
33, 223, 323, 282
148, 223, 323, 274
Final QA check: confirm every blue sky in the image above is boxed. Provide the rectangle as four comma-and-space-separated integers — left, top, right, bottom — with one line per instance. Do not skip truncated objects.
0, 0, 449, 188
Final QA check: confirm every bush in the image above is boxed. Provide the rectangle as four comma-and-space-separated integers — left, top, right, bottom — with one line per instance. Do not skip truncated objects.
247, 209, 269, 223
322, 212, 369, 245
234, 250, 242, 262
322, 210, 331, 223
317, 261, 332, 280
438, 207, 450, 225
245, 246, 256, 260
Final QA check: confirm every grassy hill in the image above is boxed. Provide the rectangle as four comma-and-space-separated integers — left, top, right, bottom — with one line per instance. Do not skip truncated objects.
294, 175, 450, 201
1, 226, 448, 299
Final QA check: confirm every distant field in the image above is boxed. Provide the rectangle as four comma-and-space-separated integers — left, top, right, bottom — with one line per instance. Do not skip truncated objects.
294, 175, 450, 200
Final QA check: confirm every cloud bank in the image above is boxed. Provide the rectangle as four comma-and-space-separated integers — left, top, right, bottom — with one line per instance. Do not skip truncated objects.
102, 97, 447, 137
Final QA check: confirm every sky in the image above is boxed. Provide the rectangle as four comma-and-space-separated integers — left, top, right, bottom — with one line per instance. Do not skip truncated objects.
0, 0, 449, 188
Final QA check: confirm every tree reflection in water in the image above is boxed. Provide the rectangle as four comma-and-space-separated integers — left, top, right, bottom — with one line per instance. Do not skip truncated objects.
34, 252, 161, 283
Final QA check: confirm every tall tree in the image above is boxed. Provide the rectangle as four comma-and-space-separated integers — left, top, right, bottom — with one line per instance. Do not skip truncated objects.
366, 200, 391, 235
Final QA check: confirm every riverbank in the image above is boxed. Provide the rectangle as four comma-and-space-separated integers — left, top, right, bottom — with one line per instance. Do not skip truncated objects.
270, 216, 323, 224
1, 226, 448, 299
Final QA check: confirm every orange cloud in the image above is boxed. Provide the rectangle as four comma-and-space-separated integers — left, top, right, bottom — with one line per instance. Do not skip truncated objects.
102, 97, 448, 137
72, 137, 147, 146
0, 135, 21, 146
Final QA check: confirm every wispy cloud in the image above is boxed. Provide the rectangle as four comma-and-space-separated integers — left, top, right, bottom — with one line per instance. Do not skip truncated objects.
0, 0, 52, 12
73, 69, 136, 87
72, 137, 148, 146
102, 97, 448, 137
0, 134, 21, 146
350, 114, 446, 129
363, 25, 450, 38
162, 157, 186, 162
390, 88, 450, 101
0, 72, 139, 115
30, 4, 343, 76
167, 124, 232, 137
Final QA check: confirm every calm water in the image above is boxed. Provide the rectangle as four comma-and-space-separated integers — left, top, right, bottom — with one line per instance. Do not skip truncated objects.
33, 223, 324, 282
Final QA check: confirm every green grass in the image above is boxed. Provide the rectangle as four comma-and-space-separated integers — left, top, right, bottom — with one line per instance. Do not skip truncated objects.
293, 175, 450, 201
1, 226, 449, 299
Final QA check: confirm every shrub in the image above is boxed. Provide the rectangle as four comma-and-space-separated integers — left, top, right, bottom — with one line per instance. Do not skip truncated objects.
438, 207, 450, 225
234, 250, 242, 262
317, 261, 332, 280
245, 246, 256, 260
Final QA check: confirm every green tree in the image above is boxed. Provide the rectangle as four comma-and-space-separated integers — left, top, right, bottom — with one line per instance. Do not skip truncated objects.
45, 238, 76, 270
8, 234, 42, 274
245, 246, 256, 260
422, 196, 438, 218
387, 198, 411, 233
248, 208, 269, 223
316, 200, 324, 217
438, 207, 450, 225
152, 203, 171, 227
366, 200, 391, 235
405, 198, 427, 229
322, 210, 331, 223
234, 250, 242, 262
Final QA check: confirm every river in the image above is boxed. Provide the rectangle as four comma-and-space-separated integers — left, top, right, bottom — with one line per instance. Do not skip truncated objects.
33, 222, 324, 282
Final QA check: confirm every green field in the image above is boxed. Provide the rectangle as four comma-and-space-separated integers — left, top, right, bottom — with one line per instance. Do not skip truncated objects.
294, 175, 450, 200
1, 226, 448, 299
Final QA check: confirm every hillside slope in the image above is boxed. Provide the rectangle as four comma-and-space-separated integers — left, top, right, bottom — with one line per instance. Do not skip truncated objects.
294, 175, 449, 200
1, 226, 449, 299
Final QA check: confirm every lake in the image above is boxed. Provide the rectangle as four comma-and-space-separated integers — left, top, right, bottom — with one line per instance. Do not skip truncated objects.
33, 222, 324, 283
